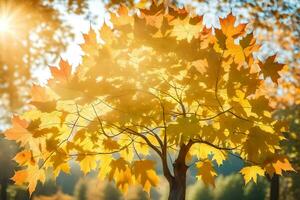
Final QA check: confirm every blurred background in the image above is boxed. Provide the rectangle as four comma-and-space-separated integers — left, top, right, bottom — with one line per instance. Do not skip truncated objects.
0, 0, 299, 199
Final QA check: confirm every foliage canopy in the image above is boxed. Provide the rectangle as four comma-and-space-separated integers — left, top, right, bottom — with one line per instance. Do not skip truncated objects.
5, 2, 294, 197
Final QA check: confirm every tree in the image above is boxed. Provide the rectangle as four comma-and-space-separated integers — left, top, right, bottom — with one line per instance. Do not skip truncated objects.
187, 174, 268, 200
4, 2, 294, 200
0, 136, 17, 200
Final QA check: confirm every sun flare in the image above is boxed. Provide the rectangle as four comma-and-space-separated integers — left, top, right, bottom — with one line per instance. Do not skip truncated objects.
0, 15, 11, 33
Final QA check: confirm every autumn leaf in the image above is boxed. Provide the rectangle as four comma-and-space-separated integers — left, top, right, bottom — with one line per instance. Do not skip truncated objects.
30, 85, 56, 112
219, 13, 246, 38
13, 150, 34, 166
4, 116, 31, 147
49, 59, 72, 83
103, 138, 120, 151
108, 158, 133, 192
81, 27, 99, 56
240, 166, 265, 184
31, 85, 50, 102
11, 170, 28, 185
171, 17, 203, 42
196, 160, 217, 187
258, 55, 285, 83
265, 157, 295, 176
12, 166, 45, 195
77, 155, 97, 174
132, 160, 159, 193
27, 166, 46, 195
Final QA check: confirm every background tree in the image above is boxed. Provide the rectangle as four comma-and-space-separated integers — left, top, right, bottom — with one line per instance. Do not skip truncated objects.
187, 174, 268, 200
4, 2, 294, 200
0, 136, 18, 200
0, 0, 98, 199
0, 0, 82, 128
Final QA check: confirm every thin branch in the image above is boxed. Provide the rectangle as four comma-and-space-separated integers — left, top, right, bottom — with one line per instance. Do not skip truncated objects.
190, 139, 240, 151
68, 140, 134, 156
39, 116, 79, 169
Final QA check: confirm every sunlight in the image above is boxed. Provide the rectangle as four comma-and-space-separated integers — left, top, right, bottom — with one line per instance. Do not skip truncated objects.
0, 1, 23, 37
0, 12, 12, 33
0, 15, 11, 33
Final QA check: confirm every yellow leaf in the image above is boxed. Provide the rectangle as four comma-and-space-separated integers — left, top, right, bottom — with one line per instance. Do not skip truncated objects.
98, 155, 113, 180
171, 17, 203, 42
108, 158, 133, 193
240, 166, 265, 184
191, 143, 227, 166
77, 155, 97, 174
27, 166, 46, 195
103, 138, 120, 151
132, 160, 159, 193
196, 160, 217, 187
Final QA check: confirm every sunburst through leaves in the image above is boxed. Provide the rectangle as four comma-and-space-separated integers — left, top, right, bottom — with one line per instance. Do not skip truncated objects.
4, 2, 294, 199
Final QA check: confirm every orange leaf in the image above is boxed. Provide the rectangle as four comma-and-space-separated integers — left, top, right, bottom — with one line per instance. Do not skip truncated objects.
4, 116, 31, 147
11, 170, 28, 185
258, 55, 285, 83
31, 85, 50, 102
265, 157, 295, 176
49, 59, 71, 83
219, 13, 246, 38
13, 150, 34, 166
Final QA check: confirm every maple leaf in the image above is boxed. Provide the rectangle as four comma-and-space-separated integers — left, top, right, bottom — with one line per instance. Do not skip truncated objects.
103, 138, 120, 151
170, 17, 203, 42
30, 85, 57, 112
99, 23, 113, 44
215, 28, 227, 50
4, 116, 31, 147
240, 166, 265, 184
191, 143, 227, 166
258, 55, 285, 83
111, 5, 133, 27
239, 33, 260, 57
80, 27, 99, 56
196, 160, 217, 187
49, 59, 72, 83
27, 166, 46, 195
264, 157, 295, 176
11, 170, 28, 185
77, 155, 97, 174
219, 13, 246, 38
12, 166, 45, 195
132, 160, 159, 193
13, 150, 34, 166
108, 158, 128, 180
31, 85, 50, 102
108, 158, 133, 192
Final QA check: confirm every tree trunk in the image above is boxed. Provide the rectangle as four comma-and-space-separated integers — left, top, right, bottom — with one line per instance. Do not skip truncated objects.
270, 174, 279, 200
1, 181, 8, 200
168, 160, 187, 200
162, 142, 192, 200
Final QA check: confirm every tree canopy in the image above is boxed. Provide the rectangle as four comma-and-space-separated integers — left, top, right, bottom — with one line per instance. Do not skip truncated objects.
4, 2, 294, 199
